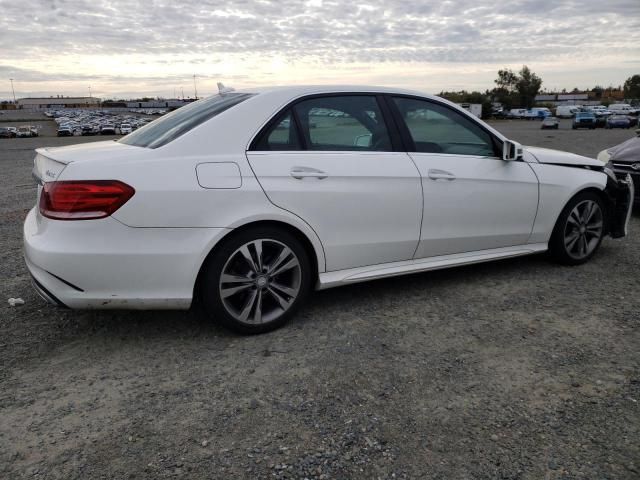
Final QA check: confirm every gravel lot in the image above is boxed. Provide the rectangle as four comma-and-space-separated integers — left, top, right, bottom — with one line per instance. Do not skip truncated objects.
1, 117, 639, 479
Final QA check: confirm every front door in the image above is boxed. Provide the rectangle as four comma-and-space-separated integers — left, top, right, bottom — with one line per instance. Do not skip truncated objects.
389, 96, 539, 259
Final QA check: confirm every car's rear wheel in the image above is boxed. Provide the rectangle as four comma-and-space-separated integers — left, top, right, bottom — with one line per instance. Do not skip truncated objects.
200, 227, 312, 334
549, 191, 606, 265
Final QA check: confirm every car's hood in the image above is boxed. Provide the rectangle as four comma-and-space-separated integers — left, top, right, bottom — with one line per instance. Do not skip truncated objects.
524, 146, 604, 167
605, 135, 640, 163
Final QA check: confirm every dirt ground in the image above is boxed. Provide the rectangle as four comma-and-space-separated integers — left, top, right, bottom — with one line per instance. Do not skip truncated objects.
1, 117, 639, 479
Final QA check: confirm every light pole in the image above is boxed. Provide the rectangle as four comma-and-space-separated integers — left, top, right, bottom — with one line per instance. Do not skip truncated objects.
193, 74, 198, 99
88, 85, 92, 98
9, 78, 16, 103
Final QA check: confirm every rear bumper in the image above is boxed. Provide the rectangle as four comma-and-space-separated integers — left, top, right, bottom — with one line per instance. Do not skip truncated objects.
23, 207, 229, 309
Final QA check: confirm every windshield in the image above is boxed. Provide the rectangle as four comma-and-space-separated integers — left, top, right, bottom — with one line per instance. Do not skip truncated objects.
119, 93, 254, 148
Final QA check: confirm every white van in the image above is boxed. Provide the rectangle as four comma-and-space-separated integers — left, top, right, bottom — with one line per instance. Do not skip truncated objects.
609, 104, 638, 114
508, 108, 527, 119
555, 105, 580, 118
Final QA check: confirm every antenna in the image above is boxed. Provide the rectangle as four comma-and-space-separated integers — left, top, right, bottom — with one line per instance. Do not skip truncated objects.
217, 82, 235, 94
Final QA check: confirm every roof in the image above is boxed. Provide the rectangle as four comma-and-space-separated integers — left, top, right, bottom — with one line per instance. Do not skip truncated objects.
236, 84, 433, 98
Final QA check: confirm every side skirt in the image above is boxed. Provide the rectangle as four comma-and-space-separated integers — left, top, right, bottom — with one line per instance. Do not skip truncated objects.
317, 243, 548, 290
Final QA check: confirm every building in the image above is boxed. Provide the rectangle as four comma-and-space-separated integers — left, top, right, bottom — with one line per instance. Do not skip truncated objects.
17, 96, 100, 110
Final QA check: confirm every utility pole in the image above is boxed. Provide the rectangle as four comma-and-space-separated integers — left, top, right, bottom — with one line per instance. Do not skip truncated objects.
193, 74, 198, 99
9, 78, 16, 103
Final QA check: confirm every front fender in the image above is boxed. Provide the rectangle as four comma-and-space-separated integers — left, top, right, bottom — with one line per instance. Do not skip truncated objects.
528, 164, 607, 244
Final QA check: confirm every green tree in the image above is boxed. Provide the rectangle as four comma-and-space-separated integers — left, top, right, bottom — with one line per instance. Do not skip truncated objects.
515, 66, 543, 109
592, 85, 604, 99
623, 74, 640, 99
492, 65, 542, 109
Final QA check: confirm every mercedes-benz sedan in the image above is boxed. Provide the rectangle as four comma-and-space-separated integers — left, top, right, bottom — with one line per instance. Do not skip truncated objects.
24, 86, 634, 333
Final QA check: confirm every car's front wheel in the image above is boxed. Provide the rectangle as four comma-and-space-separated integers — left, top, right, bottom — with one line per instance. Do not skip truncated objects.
200, 226, 312, 334
549, 191, 606, 265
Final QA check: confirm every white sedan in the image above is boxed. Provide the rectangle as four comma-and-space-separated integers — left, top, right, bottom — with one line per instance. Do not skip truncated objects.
24, 86, 634, 333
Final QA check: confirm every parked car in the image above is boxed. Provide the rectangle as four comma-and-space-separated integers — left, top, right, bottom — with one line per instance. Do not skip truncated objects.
524, 108, 551, 120
541, 117, 559, 129
606, 115, 632, 129
120, 123, 133, 135
7, 126, 17, 136
555, 105, 580, 118
598, 132, 640, 206
24, 86, 634, 334
81, 125, 98, 136
609, 104, 639, 115
0, 127, 16, 138
572, 112, 597, 129
100, 124, 116, 135
16, 125, 38, 138
56, 126, 73, 137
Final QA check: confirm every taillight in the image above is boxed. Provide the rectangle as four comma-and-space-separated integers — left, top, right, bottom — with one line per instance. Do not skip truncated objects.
39, 180, 135, 220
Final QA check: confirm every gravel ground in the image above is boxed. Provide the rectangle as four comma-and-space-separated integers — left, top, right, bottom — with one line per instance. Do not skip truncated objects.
1, 118, 639, 479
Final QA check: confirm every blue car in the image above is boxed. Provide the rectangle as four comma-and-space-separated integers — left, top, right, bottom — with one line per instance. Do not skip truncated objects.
572, 112, 597, 129
605, 115, 632, 129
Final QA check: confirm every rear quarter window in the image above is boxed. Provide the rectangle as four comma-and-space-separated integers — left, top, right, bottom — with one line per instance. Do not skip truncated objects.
119, 93, 254, 148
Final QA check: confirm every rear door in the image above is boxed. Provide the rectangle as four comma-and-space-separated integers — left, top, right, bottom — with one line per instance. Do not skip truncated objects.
246, 94, 422, 271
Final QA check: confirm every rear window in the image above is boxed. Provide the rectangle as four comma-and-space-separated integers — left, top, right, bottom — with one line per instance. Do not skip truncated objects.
119, 93, 254, 148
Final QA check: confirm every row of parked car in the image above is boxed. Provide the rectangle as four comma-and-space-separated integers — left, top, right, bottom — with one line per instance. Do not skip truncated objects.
0, 125, 39, 138
539, 113, 639, 130
48, 109, 156, 137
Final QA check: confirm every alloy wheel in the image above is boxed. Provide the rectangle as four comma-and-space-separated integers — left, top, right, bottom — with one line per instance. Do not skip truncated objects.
563, 200, 603, 260
218, 239, 302, 324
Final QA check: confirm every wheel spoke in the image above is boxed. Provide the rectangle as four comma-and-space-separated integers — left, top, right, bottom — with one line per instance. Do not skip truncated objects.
221, 283, 253, 298
586, 221, 603, 231
253, 289, 263, 323
565, 231, 580, 251
568, 210, 581, 227
268, 246, 294, 275
238, 289, 258, 322
221, 273, 253, 284
581, 202, 593, 223
239, 245, 259, 274
579, 235, 587, 255
585, 202, 598, 223
268, 287, 294, 311
270, 281, 298, 297
254, 240, 264, 272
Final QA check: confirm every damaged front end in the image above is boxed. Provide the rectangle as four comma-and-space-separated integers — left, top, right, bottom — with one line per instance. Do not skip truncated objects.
603, 169, 634, 238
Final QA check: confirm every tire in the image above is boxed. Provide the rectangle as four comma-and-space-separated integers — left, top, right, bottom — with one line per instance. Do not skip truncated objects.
549, 191, 606, 265
199, 226, 312, 334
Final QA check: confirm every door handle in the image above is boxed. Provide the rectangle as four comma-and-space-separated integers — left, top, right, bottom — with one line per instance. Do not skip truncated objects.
428, 169, 456, 181
290, 166, 328, 180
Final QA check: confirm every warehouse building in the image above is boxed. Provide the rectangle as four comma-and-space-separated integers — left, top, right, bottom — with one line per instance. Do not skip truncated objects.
17, 96, 100, 110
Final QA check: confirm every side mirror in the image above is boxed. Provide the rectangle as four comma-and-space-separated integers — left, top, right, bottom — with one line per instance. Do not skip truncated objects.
354, 133, 372, 148
503, 140, 523, 161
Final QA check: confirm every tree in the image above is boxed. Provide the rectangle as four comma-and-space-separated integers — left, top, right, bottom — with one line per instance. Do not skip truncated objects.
494, 69, 518, 93
623, 74, 640, 99
491, 65, 542, 109
592, 85, 604, 99
515, 66, 543, 109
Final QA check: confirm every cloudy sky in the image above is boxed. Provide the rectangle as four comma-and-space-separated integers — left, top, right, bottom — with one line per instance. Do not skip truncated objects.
1, 0, 639, 100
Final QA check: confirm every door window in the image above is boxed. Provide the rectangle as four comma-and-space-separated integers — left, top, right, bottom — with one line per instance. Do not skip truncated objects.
392, 97, 496, 157
293, 96, 392, 151
252, 110, 301, 151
